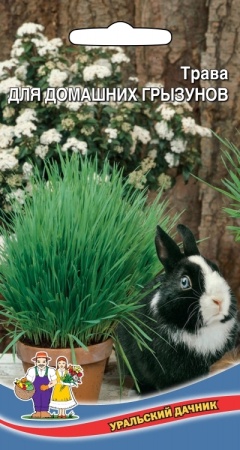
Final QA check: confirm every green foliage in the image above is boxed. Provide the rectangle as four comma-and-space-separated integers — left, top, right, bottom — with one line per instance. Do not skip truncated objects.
196, 134, 240, 241
214, 136, 240, 241
0, 154, 179, 353
0, 22, 211, 215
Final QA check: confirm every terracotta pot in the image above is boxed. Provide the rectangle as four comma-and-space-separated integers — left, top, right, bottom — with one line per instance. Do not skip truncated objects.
16, 338, 113, 403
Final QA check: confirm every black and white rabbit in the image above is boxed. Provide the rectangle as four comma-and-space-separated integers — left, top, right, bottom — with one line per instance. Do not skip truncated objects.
118, 224, 238, 394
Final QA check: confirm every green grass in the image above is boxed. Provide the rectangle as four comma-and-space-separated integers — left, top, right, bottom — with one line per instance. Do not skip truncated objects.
0, 154, 179, 358
200, 135, 240, 241
216, 136, 240, 241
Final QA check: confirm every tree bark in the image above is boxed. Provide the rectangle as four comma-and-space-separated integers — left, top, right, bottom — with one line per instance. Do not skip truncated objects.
0, 0, 135, 58
199, 0, 240, 301
134, 0, 208, 241
134, 0, 240, 301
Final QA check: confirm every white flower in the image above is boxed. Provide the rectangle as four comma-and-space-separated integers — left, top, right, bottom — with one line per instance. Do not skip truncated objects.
0, 125, 15, 148
16, 23, 44, 36
158, 173, 172, 190
64, 85, 84, 111
195, 125, 212, 138
49, 38, 63, 48
11, 47, 24, 58
0, 147, 18, 156
61, 118, 75, 131
94, 58, 112, 71
65, 101, 82, 112
141, 156, 156, 173
121, 122, 131, 132
47, 69, 68, 87
157, 105, 175, 121
0, 77, 22, 94
62, 138, 87, 155
0, 59, 17, 79
70, 63, 78, 74
181, 117, 197, 135
7, 174, 23, 188
84, 46, 102, 51
45, 60, 55, 70
104, 128, 118, 142
148, 149, 157, 159
33, 38, 62, 57
130, 139, 137, 154
155, 121, 174, 141
83, 64, 112, 81
3, 107, 15, 120
10, 39, 25, 58
15, 63, 29, 81
124, 103, 134, 110
107, 46, 124, 53
80, 126, 95, 136
37, 44, 59, 57
111, 53, 130, 64
6, 188, 25, 205
164, 152, 179, 168
16, 109, 38, 124
0, 151, 18, 171
128, 170, 147, 190
12, 146, 19, 156
35, 145, 49, 159
37, 65, 47, 77
14, 121, 37, 138
40, 129, 62, 145
172, 101, 193, 112
130, 125, 151, 153
132, 125, 151, 144
170, 138, 187, 154
31, 37, 47, 48
0, 147, 19, 157
22, 162, 33, 178
115, 145, 124, 153
25, 182, 33, 196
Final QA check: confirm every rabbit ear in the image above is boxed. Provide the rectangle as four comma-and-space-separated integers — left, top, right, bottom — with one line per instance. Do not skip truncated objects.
177, 224, 200, 257
155, 226, 183, 271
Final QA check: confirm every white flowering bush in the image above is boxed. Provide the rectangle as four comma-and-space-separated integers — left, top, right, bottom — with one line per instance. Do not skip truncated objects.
0, 22, 211, 212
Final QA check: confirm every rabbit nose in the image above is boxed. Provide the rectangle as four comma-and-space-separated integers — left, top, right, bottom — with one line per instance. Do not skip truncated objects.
212, 298, 222, 310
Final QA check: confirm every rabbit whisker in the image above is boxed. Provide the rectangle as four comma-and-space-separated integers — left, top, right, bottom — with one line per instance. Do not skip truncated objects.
181, 305, 199, 333
157, 296, 199, 309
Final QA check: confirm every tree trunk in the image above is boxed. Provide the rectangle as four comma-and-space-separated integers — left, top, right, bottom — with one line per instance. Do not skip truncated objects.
134, 0, 240, 302
0, 0, 135, 58
199, 0, 240, 301
134, 0, 208, 241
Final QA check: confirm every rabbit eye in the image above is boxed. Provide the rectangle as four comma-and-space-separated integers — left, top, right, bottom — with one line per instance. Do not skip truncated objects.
180, 275, 191, 290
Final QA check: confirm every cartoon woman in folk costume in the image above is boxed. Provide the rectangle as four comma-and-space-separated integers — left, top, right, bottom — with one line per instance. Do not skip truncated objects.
49, 356, 77, 418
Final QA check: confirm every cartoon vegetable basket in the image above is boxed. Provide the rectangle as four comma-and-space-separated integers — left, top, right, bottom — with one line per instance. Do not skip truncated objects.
14, 377, 35, 400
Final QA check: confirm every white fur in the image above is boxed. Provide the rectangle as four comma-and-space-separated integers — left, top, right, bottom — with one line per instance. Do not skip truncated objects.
150, 291, 160, 315
188, 255, 232, 326
171, 318, 235, 356
150, 255, 234, 355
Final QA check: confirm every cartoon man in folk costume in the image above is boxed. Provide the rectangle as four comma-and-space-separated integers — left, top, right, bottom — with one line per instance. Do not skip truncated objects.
24, 351, 57, 418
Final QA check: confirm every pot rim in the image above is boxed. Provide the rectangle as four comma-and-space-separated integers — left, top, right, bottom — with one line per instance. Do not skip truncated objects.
16, 338, 113, 365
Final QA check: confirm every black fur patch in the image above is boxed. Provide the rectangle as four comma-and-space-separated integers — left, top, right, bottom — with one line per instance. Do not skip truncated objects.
155, 259, 205, 332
